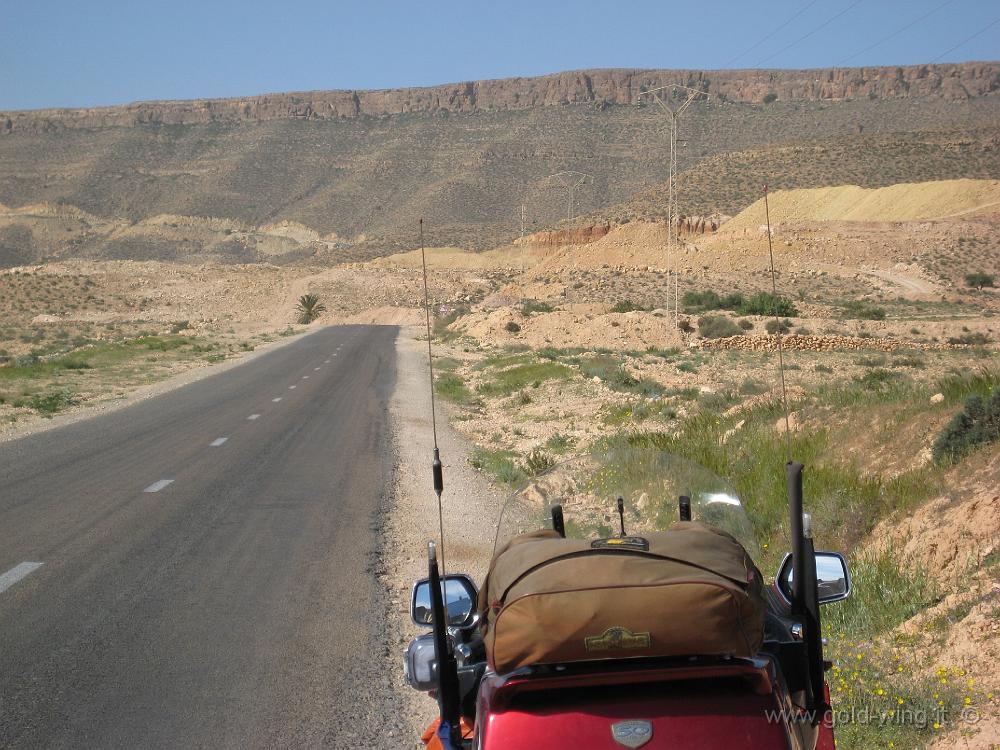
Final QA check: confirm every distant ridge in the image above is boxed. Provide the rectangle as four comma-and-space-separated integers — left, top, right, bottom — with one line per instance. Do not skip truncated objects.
3, 63, 998, 133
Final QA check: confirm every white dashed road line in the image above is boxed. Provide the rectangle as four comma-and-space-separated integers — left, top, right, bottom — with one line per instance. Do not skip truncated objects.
144, 479, 174, 493
289, 385, 297, 390
314, 367, 321, 371
0, 562, 43, 595
302, 376, 309, 380
272, 397, 283, 402
209, 437, 229, 447
247, 414, 261, 420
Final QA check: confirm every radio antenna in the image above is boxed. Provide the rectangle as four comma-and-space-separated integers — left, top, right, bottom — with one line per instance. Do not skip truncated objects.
763, 185, 792, 459
420, 219, 447, 576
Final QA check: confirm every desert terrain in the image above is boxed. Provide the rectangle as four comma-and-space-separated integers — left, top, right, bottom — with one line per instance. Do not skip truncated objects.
2, 65, 999, 749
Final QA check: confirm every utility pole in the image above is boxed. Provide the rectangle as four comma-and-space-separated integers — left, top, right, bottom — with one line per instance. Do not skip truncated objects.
520, 203, 526, 239
636, 84, 708, 327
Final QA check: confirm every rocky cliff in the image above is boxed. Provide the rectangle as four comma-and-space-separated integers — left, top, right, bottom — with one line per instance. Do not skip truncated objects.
3, 63, 998, 134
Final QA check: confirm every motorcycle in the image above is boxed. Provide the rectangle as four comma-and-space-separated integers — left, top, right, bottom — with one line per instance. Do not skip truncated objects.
403, 448, 850, 749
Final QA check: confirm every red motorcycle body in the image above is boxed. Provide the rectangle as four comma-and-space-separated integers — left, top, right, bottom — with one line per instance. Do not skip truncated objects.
474, 657, 835, 749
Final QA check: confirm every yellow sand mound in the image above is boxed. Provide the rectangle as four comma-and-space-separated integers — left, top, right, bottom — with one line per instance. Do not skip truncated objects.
724, 179, 1000, 231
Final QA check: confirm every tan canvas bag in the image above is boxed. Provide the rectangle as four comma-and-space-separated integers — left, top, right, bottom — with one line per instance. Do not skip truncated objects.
479, 522, 765, 674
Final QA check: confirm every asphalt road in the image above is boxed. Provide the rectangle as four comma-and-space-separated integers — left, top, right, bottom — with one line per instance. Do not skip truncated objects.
0, 325, 405, 748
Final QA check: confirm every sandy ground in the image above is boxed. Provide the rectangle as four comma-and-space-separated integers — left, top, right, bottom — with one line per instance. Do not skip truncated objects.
383, 327, 503, 747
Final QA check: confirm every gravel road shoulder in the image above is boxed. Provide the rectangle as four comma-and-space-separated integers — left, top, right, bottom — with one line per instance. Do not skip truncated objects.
383, 327, 503, 747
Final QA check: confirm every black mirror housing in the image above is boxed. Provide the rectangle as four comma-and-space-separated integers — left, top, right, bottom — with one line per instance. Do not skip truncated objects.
777, 551, 851, 605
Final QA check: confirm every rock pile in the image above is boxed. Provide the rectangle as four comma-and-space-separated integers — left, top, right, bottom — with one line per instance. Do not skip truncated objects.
699, 334, 966, 353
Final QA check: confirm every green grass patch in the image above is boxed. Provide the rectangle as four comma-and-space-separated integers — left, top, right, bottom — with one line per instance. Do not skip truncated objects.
469, 447, 526, 486
825, 547, 936, 637
435, 372, 476, 405
578, 355, 663, 397
545, 433, 576, 453
477, 362, 573, 396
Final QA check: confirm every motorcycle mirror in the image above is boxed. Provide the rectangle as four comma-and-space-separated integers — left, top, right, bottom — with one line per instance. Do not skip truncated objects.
776, 551, 851, 605
411, 574, 478, 627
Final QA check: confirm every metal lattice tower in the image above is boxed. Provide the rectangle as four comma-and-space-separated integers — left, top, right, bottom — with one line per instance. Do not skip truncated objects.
636, 85, 708, 326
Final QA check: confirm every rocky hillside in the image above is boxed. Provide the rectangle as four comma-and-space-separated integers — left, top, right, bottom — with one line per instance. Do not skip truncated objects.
1, 65, 998, 259
4, 64, 998, 132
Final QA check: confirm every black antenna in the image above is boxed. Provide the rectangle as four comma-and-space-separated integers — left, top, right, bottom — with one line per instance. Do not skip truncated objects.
763, 185, 793, 459
420, 219, 447, 576
616, 497, 626, 536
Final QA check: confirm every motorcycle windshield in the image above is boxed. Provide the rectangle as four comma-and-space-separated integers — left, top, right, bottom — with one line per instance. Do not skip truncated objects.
493, 447, 759, 559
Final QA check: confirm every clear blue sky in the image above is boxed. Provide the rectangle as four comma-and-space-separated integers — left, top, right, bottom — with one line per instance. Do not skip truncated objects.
2, 0, 998, 110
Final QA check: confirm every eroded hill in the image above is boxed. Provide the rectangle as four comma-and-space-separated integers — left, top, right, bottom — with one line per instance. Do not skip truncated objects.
1, 65, 999, 259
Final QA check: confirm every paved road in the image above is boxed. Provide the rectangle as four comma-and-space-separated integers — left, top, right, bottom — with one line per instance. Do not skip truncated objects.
0, 325, 404, 748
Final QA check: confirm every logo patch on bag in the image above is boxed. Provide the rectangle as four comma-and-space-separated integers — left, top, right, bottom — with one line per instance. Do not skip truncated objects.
590, 536, 649, 551
584, 626, 651, 652
611, 719, 653, 748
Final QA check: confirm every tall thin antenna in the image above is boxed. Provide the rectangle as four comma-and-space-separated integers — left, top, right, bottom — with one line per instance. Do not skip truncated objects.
763, 186, 792, 458
420, 219, 447, 575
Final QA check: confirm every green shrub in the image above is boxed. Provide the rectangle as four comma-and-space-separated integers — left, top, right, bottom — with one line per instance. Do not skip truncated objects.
681, 290, 743, 313
764, 318, 792, 335
697, 315, 743, 339
504, 321, 521, 333
840, 300, 886, 320
523, 449, 554, 476
610, 300, 646, 314
469, 447, 526, 486
762, 92, 778, 104
737, 319, 754, 330
964, 272, 995, 289
932, 388, 1000, 464
947, 332, 990, 345
436, 372, 475, 404
736, 292, 798, 317
29, 390, 77, 414
521, 300, 555, 315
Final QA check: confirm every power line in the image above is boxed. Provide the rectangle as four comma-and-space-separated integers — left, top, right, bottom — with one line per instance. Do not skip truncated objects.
837, 0, 954, 66
930, 15, 1000, 63
723, 0, 822, 68
755, 0, 864, 67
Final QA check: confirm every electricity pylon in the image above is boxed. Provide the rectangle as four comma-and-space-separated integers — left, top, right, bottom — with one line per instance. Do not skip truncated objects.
636, 84, 708, 326
546, 171, 592, 222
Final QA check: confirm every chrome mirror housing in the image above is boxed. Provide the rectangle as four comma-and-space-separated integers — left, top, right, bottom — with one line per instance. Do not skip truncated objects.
403, 634, 438, 691
411, 573, 478, 627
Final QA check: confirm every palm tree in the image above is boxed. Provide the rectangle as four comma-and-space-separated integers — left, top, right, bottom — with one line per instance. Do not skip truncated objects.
296, 293, 326, 324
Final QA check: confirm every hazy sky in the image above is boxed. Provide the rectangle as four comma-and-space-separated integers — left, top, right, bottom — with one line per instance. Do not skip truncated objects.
2, 0, 998, 110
